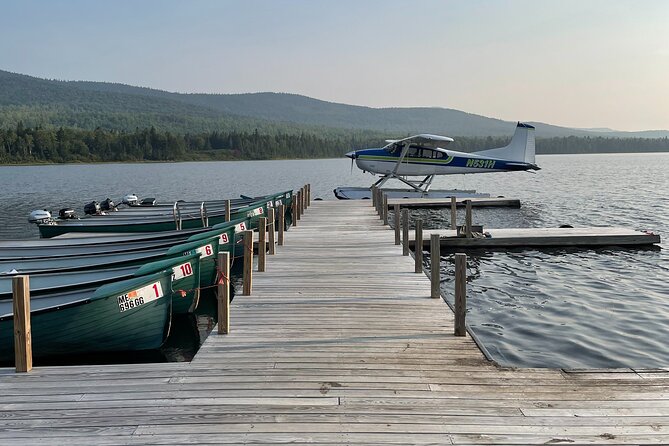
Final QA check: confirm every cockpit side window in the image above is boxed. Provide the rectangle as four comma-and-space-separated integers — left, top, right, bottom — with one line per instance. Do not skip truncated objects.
406, 145, 421, 157
385, 143, 401, 155
431, 150, 444, 159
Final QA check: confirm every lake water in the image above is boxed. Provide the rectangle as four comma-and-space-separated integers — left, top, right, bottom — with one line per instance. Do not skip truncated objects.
0, 153, 667, 368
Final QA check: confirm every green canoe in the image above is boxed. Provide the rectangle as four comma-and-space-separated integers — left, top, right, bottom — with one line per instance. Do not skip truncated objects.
0, 270, 174, 362
37, 191, 293, 238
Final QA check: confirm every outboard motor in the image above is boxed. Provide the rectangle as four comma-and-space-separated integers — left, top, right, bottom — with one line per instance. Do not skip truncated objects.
28, 209, 51, 223
100, 198, 116, 211
139, 197, 156, 206
84, 201, 101, 215
122, 194, 139, 206
58, 208, 77, 219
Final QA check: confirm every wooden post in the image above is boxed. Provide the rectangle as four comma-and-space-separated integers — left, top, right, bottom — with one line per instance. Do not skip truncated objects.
377, 189, 383, 218
371, 185, 377, 208
258, 217, 266, 272
454, 253, 467, 336
382, 194, 389, 225
306, 184, 311, 207
401, 209, 409, 256
415, 219, 423, 274
296, 189, 302, 221
217, 252, 230, 335
302, 186, 307, 212
225, 199, 231, 222
268, 208, 275, 255
278, 204, 285, 246
465, 199, 473, 238
292, 199, 297, 227
242, 230, 253, 295
450, 196, 457, 230
12, 275, 32, 372
430, 234, 440, 299
393, 204, 401, 245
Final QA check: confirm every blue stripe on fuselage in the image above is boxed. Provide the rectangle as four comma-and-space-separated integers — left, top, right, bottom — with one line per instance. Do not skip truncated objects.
356, 149, 533, 171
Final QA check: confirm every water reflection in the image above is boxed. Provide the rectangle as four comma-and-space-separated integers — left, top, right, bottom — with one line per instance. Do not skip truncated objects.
426, 245, 668, 369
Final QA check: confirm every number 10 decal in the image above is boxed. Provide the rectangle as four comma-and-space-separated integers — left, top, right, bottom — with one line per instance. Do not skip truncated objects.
173, 262, 194, 280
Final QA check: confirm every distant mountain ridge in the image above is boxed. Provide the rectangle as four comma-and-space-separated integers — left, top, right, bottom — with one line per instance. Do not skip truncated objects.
1, 69, 667, 139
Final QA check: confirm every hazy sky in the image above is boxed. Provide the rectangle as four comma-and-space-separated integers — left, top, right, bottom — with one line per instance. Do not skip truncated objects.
1, 0, 667, 131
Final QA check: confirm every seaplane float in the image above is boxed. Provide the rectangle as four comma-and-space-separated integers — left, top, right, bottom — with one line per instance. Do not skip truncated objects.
334, 122, 540, 199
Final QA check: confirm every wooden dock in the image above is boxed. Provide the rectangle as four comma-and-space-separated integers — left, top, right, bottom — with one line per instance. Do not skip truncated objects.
1, 200, 668, 444
387, 196, 521, 208
410, 227, 661, 248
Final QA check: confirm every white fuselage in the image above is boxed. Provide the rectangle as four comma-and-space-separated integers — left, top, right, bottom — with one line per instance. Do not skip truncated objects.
355, 157, 506, 176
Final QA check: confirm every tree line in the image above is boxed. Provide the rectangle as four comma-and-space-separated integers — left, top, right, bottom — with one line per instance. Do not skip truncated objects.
0, 124, 365, 163
0, 123, 667, 164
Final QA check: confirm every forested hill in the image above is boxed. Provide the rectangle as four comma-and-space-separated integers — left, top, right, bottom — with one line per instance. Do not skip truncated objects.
0, 70, 323, 135
2, 70, 668, 139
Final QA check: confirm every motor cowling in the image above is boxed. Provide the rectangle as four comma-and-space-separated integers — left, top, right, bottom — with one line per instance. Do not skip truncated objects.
100, 198, 116, 211
122, 194, 139, 206
84, 201, 101, 215
58, 208, 77, 219
28, 209, 51, 223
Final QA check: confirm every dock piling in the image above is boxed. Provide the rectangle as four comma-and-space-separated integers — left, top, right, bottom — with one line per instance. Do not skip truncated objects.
371, 186, 377, 208
268, 208, 276, 255
430, 234, 440, 299
242, 230, 253, 295
258, 217, 266, 272
450, 196, 457, 230
200, 202, 208, 227
12, 275, 32, 372
292, 199, 298, 227
393, 204, 401, 245
465, 200, 473, 238
278, 204, 285, 245
454, 253, 467, 336
296, 189, 303, 221
217, 252, 230, 335
225, 199, 231, 222
377, 189, 384, 219
402, 209, 409, 256
415, 219, 423, 273
382, 194, 388, 225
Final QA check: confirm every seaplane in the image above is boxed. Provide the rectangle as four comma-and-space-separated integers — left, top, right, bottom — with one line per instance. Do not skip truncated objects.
334, 122, 540, 199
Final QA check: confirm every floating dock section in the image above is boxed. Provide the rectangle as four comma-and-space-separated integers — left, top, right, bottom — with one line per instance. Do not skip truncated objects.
410, 227, 661, 248
0, 201, 667, 444
388, 196, 521, 208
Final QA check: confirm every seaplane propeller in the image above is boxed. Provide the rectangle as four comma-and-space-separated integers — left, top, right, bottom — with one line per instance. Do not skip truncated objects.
345, 150, 358, 174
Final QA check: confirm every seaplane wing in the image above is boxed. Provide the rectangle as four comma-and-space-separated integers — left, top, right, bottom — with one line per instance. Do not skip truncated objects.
384, 134, 455, 149
345, 123, 540, 194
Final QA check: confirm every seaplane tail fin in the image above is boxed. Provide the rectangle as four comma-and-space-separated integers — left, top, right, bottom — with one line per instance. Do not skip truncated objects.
474, 123, 536, 163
